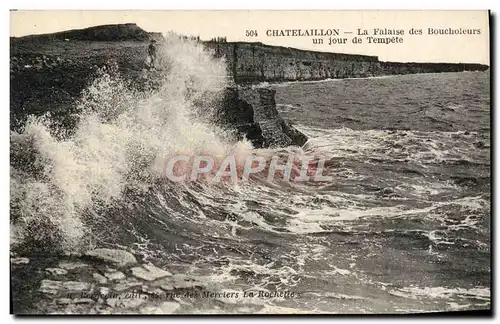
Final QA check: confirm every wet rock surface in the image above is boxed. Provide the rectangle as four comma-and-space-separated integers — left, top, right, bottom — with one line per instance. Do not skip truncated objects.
218, 87, 308, 148
45, 268, 68, 276
11, 257, 30, 265
59, 262, 87, 270
131, 263, 172, 281
11, 248, 272, 314
84, 248, 137, 267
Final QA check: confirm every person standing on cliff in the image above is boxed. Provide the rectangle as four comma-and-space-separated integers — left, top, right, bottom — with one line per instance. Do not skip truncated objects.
147, 39, 157, 70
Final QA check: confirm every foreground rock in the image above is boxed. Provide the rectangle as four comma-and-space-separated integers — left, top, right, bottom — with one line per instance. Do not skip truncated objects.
10, 25, 308, 150
9, 247, 284, 314
139, 301, 180, 314
10, 257, 30, 265
84, 248, 137, 267
39, 280, 92, 295
219, 87, 308, 148
131, 264, 172, 281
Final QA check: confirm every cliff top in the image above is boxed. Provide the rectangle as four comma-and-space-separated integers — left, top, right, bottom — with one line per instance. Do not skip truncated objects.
11, 23, 160, 43
206, 40, 380, 62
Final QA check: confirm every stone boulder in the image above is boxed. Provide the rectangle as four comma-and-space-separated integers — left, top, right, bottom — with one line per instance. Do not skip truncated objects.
218, 87, 308, 148
84, 248, 137, 268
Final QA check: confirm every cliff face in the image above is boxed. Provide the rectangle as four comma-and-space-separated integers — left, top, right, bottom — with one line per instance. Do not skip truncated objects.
218, 88, 308, 148
10, 25, 308, 148
204, 42, 489, 83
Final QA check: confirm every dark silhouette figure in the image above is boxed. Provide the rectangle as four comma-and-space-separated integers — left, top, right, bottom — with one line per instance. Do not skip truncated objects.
148, 39, 157, 69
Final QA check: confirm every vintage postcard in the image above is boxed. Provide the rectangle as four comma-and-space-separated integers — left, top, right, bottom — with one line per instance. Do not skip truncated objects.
10, 10, 491, 315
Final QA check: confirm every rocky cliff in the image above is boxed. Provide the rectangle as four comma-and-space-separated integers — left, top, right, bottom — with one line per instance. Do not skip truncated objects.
10, 24, 308, 148
218, 87, 308, 148
204, 41, 489, 83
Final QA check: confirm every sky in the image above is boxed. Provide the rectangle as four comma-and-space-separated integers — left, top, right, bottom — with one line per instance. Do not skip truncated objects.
10, 10, 490, 64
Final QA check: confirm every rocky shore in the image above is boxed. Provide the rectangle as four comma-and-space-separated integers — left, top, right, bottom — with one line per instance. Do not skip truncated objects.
11, 248, 273, 314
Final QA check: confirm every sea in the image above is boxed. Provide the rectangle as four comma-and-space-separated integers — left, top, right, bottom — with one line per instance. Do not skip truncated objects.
10, 38, 491, 314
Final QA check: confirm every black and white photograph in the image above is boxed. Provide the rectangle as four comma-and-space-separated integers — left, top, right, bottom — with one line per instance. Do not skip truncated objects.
9, 10, 491, 315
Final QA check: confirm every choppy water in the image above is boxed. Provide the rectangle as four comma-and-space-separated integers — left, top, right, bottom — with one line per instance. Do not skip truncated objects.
10, 36, 490, 314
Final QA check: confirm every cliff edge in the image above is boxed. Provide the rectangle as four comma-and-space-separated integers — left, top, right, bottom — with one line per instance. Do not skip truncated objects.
10, 23, 308, 148
204, 41, 489, 83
